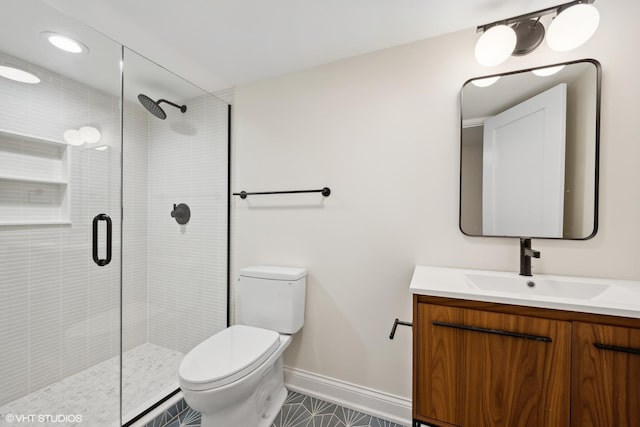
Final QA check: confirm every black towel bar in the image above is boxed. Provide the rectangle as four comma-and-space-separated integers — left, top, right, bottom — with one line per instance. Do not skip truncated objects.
389, 318, 413, 340
233, 187, 331, 199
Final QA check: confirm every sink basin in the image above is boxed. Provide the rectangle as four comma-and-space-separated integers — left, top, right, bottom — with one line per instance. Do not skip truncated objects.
465, 274, 610, 300
409, 265, 640, 318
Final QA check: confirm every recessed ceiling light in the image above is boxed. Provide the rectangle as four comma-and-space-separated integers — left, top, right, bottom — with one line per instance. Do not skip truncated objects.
94, 145, 109, 151
0, 65, 40, 84
41, 31, 88, 54
532, 65, 566, 77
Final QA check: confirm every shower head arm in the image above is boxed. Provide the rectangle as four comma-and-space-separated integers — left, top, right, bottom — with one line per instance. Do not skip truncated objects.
157, 99, 187, 113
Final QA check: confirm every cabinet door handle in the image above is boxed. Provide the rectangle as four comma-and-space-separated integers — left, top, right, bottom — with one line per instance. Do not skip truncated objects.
432, 321, 552, 342
92, 213, 112, 267
594, 342, 640, 356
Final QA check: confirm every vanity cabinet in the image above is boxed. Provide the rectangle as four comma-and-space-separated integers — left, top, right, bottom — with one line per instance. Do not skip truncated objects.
414, 300, 570, 426
413, 296, 640, 427
572, 322, 640, 426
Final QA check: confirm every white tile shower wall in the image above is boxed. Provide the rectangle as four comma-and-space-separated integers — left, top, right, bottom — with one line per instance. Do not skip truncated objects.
122, 102, 149, 352
0, 51, 122, 406
147, 94, 228, 354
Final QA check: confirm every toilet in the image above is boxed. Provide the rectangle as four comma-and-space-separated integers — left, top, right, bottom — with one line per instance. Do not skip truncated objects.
178, 266, 307, 427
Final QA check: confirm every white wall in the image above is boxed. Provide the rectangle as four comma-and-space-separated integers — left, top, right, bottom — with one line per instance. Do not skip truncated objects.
232, 0, 640, 399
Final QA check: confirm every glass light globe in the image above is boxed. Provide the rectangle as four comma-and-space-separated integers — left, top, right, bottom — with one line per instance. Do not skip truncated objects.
79, 126, 101, 143
475, 25, 517, 67
532, 65, 566, 77
471, 76, 500, 87
63, 129, 84, 146
547, 4, 600, 52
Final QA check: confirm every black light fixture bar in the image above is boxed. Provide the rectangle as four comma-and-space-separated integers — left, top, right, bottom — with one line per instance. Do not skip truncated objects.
476, 0, 595, 33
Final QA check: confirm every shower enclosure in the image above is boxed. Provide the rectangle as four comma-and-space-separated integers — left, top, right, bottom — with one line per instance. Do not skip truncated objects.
0, 1, 229, 426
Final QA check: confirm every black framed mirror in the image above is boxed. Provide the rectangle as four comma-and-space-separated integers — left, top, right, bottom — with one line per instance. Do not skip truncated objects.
459, 59, 601, 240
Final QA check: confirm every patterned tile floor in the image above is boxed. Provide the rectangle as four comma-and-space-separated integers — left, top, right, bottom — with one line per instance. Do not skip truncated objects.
150, 391, 406, 427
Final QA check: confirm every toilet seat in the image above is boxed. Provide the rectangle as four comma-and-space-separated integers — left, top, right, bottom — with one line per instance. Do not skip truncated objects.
179, 325, 280, 391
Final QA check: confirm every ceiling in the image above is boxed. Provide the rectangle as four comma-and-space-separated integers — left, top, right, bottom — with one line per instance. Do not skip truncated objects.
42, 0, 564, 93
0, 0, 213, 103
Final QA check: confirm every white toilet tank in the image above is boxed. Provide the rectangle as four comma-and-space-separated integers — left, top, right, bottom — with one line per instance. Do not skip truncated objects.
238, 266, 306, 334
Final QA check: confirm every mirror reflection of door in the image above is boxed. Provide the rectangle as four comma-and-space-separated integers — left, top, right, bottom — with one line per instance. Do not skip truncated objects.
482, 83, 567, 237
459, 60, 600, 240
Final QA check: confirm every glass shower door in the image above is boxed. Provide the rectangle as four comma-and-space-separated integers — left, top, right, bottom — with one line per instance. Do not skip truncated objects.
0, 1, 122, 425
121, 48, 229, 422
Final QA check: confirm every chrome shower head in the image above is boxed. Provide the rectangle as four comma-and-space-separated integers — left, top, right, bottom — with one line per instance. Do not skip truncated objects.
137, 94, 187, 120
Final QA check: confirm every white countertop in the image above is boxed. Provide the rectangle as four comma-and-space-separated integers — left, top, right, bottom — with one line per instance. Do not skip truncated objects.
409, 265, 640, 319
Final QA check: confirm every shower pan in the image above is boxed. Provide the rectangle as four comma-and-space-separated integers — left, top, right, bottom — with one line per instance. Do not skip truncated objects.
0, 1, 229, 426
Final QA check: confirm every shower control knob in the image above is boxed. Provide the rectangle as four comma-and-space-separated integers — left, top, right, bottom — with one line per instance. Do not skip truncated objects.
171, 203, 191, 225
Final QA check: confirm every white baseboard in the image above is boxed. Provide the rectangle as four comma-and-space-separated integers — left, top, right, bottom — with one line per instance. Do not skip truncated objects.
283, 366, 412, 426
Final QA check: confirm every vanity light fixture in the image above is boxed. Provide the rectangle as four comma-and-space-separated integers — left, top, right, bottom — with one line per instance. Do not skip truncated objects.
41, 31, 89, 54
471, 76, 500, 87
532, 64, 566, 76
474, 0, 598, 66
79, 126, 101, 143
64, 126, 101, 146
0, 65, 40, 84
63, 129, 84, 146
474, 25, 516, 67
546, 3, 600, 52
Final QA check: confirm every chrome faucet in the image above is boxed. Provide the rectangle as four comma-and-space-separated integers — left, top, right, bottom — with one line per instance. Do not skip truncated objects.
519, 238, 540, 276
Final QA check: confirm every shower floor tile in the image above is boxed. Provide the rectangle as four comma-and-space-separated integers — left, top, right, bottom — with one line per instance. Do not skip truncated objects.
0, 343, 183, 427
122, 343, 184, 419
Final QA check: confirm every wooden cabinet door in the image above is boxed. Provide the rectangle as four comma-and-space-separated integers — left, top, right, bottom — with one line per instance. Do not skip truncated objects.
415, 304, 463, 425
459, 308, 571, 427
415, 302, 571, 427
572, 322, 640, 427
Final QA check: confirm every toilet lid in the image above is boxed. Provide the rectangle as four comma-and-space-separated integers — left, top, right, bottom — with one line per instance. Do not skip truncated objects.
179, 325, 280, 391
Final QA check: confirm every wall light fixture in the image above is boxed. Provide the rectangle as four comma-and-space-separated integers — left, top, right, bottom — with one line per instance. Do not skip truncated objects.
475, 0, 599, 67
471, 76, 501, 87
64, 125, 101, 146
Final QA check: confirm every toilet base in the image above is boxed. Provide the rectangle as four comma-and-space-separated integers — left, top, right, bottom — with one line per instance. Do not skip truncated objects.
259, 386, 287, 427
199, 385, 287, 427
196, 356, 288, 427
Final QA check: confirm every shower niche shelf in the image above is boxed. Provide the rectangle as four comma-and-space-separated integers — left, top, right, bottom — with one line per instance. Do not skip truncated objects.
0, 128, 71, 225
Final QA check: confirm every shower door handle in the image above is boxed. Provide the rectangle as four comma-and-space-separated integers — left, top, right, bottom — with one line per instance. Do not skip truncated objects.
92, 214, 112, 266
